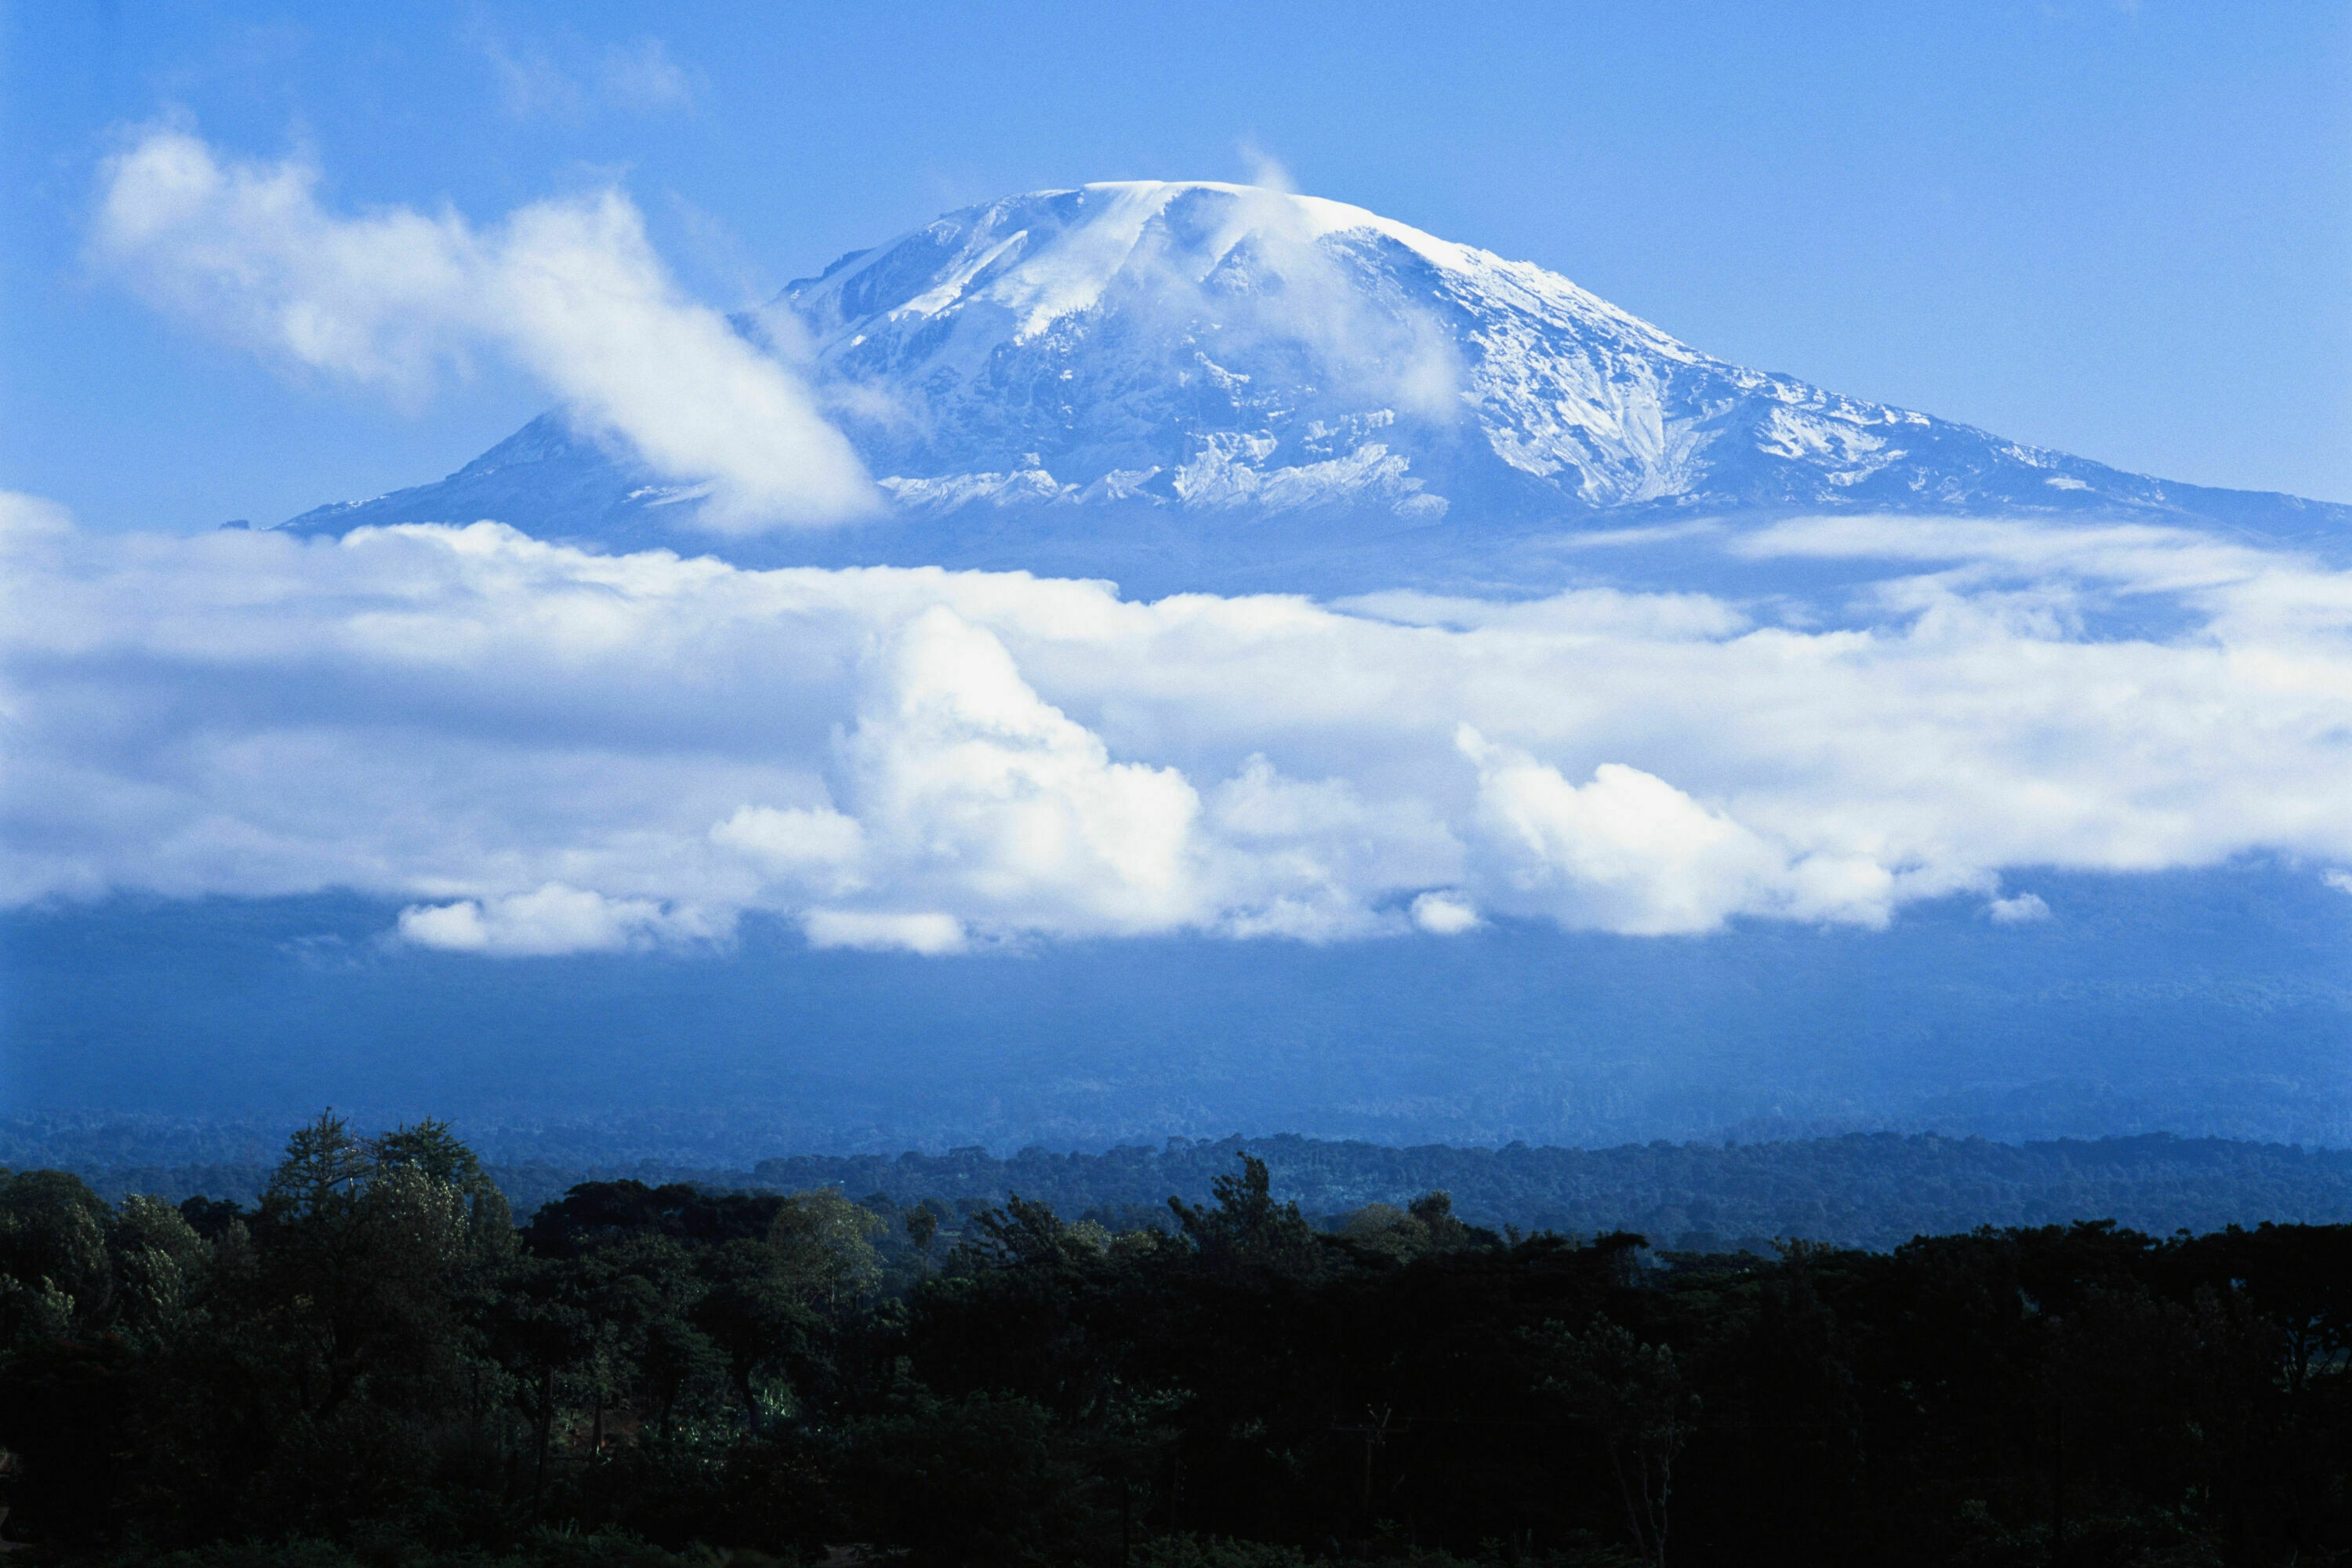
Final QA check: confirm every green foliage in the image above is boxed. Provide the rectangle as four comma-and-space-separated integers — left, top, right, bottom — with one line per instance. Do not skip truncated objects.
1524, 1319, 1697, 1568
44, 1129, 2352, 1253
904, 1203, 939, 1261
263, 1110, 373, 1221
1337, 1191, 1473, 1263
765, 1188, 886, 1307
108, 1192, 205, 1334
838, 1392, 1118, 1566
8, 1127, 2352, 1566
1130, 1534, 1312, 1568
0, 1167, 116, 1335
1167, 1154, 1321, 1280
108, 1529, 769, 1568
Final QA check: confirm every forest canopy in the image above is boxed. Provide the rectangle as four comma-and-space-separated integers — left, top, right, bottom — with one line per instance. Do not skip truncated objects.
3, 1114, 2351, 1566
15, 1121, 2352, 1253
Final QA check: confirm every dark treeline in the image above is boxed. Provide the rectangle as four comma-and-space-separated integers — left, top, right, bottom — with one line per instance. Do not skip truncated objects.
5, 1116, 2352, 1566
20, 1128, 2352, 1251
744, 1133, 2352, 1253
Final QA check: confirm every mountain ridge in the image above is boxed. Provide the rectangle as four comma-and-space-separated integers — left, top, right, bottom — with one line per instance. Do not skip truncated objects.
281, 180, 2350, 593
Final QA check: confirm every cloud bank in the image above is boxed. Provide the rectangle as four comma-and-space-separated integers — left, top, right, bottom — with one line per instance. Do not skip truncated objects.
8, 494, 2352, 953
91, 129, 877, 532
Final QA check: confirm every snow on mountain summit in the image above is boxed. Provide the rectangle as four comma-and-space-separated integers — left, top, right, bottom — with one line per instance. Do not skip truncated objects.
800, 181, 1483, 341
281, 182, 2346, 592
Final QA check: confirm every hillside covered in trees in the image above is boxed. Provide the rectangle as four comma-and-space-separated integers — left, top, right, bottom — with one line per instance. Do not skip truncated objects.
13, 1120, 2352, 1252
5, 1115, 2352, 1565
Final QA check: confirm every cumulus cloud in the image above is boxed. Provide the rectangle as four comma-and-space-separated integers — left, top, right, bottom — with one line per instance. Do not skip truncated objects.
802, 909, 967, 956
398, 883, 724, 956
89, 128, 876, 532
1409, 891, 1480, 935
710, 805, 865, 893
1201, 757, 1458, 939
837, 606, 1205, 935
1457, 727, 1891, 933
9, 503, 2352, 954
1985, 891, 2053, 924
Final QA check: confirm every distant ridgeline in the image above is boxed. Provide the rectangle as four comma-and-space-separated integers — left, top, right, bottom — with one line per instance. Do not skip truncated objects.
9, 1124, 2352, 1252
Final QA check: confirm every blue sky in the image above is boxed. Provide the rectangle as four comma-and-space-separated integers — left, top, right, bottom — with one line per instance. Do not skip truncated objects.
5, 1, 2347, 532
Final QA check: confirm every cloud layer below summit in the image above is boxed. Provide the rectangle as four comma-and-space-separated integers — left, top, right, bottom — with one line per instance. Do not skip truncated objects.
8, 495, 2352, 955
90, 128, 877, 532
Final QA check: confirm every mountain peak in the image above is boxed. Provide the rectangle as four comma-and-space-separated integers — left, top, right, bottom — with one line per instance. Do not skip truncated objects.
281, 182, 2347, 594
816, 180, 1490, 315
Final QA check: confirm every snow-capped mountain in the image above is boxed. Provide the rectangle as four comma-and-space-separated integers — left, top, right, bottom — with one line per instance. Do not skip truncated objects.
281, 181, 2347, 593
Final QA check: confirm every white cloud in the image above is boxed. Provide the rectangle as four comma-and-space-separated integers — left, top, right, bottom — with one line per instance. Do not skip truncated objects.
600, 38, 694, 112
1457, 727, 1889, 934
802, 909, 967, 956
478, 31, 695, 120
2325, 870, 2352, 895
397, 883, 724, 956
1200, 757, 1459, 940
0, 490, 74, 539
11, 504, 2352, 955
1986, 891, 2053, 924
1410, 891, 1480, 935
90, 129, 875, 532
833, 606, 1206, 935
710, 804, 865, 892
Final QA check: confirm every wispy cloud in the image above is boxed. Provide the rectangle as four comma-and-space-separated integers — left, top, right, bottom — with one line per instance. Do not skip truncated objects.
89, 127, 874, 532
477, 31, 695, 121
598, 38, 694, 112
